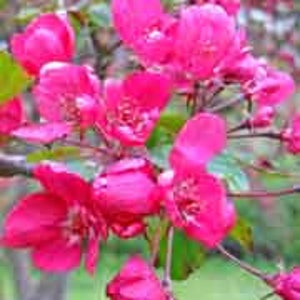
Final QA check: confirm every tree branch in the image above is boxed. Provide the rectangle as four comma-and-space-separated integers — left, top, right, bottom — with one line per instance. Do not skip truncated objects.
0, 153, 33, 177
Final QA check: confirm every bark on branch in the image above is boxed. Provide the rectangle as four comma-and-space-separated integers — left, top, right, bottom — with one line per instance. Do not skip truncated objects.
0, 153, 33, 177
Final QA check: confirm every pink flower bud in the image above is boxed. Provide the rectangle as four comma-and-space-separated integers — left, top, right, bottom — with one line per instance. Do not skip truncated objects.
283, 115, 300, 154
11, 13, 75, 76
107, 256, 167, 300
93, 158, 160, 238
248, 106, 275, 128
268, 267, 300, 300
0, 97, 25, 136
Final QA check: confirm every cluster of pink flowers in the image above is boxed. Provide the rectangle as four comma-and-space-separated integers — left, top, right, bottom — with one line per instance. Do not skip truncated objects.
0, 0, 299, 299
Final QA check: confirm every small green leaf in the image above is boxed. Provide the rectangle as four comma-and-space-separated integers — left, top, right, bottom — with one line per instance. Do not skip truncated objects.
0, 0, 7, 9
157, 228, 206, 281
208, 152, 250, 192
0, 51, 32, 104
27, 146, 80, 163
88, 3, 111, 28
230, 217, 253, 251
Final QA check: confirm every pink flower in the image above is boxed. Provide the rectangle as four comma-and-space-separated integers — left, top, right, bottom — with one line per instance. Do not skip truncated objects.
112, 0, 177, 65
107, 256, 167, 300
174, 4, 235, 80
1, 163, 107, 274
12, 122, 72, 144
34, 63, 101, 132
170, 113, 227, 171
160, 168, 236, 248
283, 115, 300, 154
217, 30, 262, 84
247, 66, 295, 108
11, 13, 75, 76
268, 267, 300, 300
0, 97, 25, 135
248, 106, 275, 128
197, 0, 241, 15
160, 113, 236, 248
97, 71, 171, 146
93, 158, 160, 238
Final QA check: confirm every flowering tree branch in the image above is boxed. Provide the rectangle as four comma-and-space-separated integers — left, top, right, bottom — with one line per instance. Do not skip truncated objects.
0, 153, 33, 178
228, 186, 300, 198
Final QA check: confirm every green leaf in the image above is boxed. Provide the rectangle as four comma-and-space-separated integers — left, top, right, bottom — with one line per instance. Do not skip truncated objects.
208, 152, 250, 192
26, 146, 80, 163
88, 3, 111, 28
230, 217, 253, 251
0, 0, 7, 9
157, 228, 206, 281
157, 112, 187, 134
0, 51, 32, 104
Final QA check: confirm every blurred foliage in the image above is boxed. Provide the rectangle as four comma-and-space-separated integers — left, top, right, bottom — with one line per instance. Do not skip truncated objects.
0, 51, 32, 104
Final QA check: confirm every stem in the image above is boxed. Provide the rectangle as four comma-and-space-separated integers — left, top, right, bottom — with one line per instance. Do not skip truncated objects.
57, 0, 65, 9
150, 225, 162, 266
63, 139, 112, 156
209, 95, 245, 113
0, 153, 33, 178
228, 132, 282, 140
228, 186, 300, 198
217, 245, 267, 280
162, 227, 174, 290
260, 292, 276, 300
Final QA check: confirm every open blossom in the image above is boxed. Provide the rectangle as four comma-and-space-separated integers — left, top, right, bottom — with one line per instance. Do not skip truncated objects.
159, 113, 236, 248
12, 122, 72, 144
246, 66, 295, 108
174, 4, 235, 81
217, 29, 263, 84
11, 13, 75, 76
112, 0, 177, 65
0, 97, 25, 135
268, 267, 300, 300
93, 158, 160, 238
107, 256, 167, 300
282, 115, 300, 154
170, 113, 227, 171
1, 163, 107, 274
34, 63, 101, 132
197, 0, 241, 15
97, 71, 171, 146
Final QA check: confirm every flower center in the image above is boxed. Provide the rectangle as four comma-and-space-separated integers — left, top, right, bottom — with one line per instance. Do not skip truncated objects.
60, 96, 81, 125
62, 205, 98, 245
173, 177, 205, 218
108, 98, 158, 138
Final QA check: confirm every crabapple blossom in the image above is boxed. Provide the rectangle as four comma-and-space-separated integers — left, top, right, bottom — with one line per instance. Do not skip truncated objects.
282, 115, 300, 154
159, 168, 236, 248
160, 113, 236, 248
92, 158, 160, 238
268, 267, 300, 300
246, 66, 295, 108
170, 113, 227, 171
97, 71, 171, 146
11, 13, 75, 76
1, 163, 107, 274
34, 63, 101, 132
12, 122, 72, 144
0, 97, 25, 135
173, 4, 235, 81
197, 0, 241, 15
107, 256, 167, 300
248, 106, 275, 128
112, 0, 177, 65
